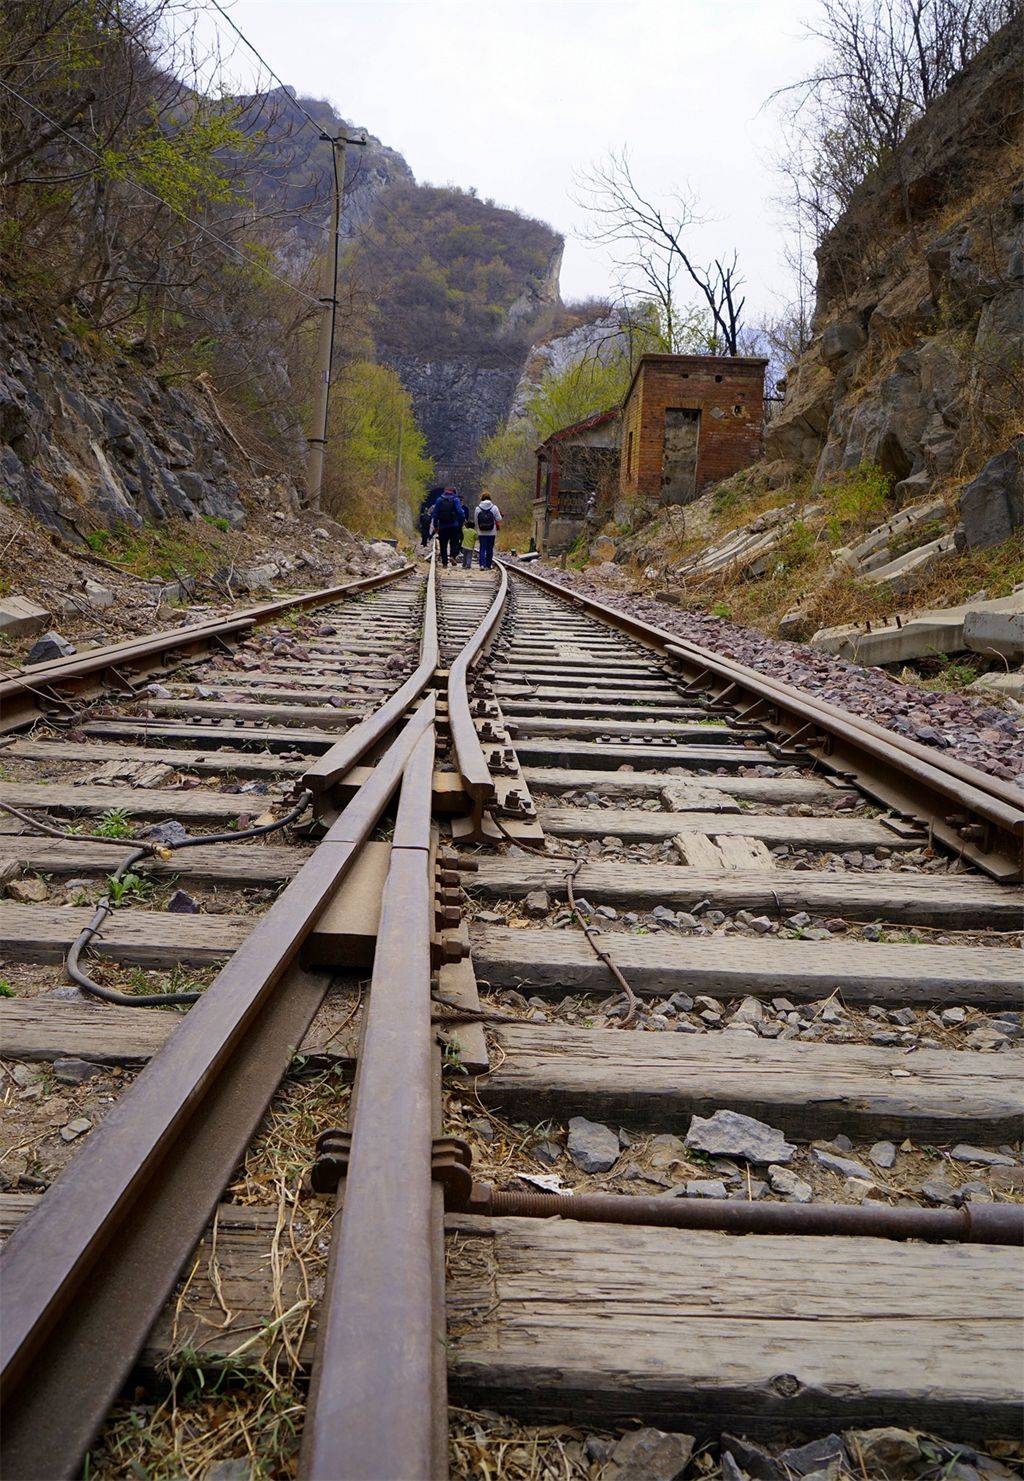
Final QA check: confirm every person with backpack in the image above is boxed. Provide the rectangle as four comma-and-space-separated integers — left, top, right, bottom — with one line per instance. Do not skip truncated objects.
474, 495, 502, 569
429, 486, 464, 568
419, 488, 441, 549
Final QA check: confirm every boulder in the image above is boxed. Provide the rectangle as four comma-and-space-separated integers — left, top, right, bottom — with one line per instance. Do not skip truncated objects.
24, 630, 75, 665
957, 444, 1023, 549
590, 535, 618, 564
0, 595, 50, 638
820, 317, 867, 369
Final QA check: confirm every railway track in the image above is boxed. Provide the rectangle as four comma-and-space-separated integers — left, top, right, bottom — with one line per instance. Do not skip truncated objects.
0, 555, 1021, 1479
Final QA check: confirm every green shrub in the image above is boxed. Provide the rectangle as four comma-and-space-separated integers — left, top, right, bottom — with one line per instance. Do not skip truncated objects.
824, 463, 893, 538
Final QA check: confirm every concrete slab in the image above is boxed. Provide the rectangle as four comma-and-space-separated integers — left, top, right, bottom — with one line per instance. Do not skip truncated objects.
811, 591, 1024, 665
964, 603, 1024, 661
0, 596, 50, 639
863, 532, 956, 593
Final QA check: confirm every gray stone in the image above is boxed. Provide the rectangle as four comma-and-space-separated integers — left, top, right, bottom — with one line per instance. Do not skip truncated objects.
166, 889, 199, 914
10, 1064, 40, 1088
768, 1164, 813, 1203
684, 1110, 795, 1166
868, 1141, 897, 1169
567, 1116, 620, 1174
810, 1147, 875, 1181
950, 1144, 1016, 1167
958, 442, 1023, 550
721, 1434, 785, 1481
605, 1427, 695, 1480
820, 316, 867, 368
685, 1179, 728, 1199
0, 595, 50, 637
920, 1176, 961, 1206
780, 1434, 847, 1477
59, 1117, 92, 1141
25, 630, 75, 665
204, 1463, 253, 1481
720, 1456, 747, 1481
142, 819, 189, 847
52, 1057, 104, 1085
523, 889, 550, 918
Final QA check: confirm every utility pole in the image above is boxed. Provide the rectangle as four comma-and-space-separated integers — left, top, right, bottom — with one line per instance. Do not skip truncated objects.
306, 130, 366, 511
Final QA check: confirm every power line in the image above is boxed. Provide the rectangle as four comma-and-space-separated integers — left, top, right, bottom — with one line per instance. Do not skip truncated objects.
0, 77, 321, 306
205, 0, 328, 141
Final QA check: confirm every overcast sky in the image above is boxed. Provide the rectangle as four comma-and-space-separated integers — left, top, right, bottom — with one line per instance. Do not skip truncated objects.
193, 0, 824, 324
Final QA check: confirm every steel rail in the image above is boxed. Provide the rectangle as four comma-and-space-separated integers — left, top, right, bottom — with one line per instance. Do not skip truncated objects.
502, 561, 1024, 880
0, 565, 414, 730
303, 555, 439, 799
300, 722, 441, 1481
447, 562, 509, 827
0, 692, 435, 1480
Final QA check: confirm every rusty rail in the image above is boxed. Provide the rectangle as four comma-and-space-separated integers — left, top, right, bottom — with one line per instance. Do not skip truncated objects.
303, 555, 438, 799
300, 718, 442, 1480
447, 562, 508, 833
0, 565, 414, 731
0, 695, 434, 1479
501, 560, 1024, 881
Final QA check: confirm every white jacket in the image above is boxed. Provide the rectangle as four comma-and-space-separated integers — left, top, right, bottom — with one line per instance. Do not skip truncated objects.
474, 500, 502, 533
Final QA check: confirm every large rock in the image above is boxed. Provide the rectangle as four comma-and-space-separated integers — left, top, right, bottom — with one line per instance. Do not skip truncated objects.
684, 1110, 795, 1166
605, 1428, 695, 1481
957, 444, 1023, 549
820, 316, 867, 369
0, 595, 49, 637
24, 630, 75, 665
566, 1116, 620, 1173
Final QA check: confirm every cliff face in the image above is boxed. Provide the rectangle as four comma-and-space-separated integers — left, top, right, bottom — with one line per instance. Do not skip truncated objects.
767, 22, 1023, 512
0, 299, 256, 541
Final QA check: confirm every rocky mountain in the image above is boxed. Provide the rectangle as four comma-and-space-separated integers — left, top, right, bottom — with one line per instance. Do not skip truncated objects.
236, 92, 565, 489
766, 21, 1022, 550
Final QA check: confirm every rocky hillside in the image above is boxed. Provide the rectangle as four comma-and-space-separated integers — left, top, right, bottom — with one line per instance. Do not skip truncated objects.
599, 21, 1021, 664
767, 20, 1022, 531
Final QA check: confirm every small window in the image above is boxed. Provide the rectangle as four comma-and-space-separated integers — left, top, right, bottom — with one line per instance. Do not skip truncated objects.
714, 374, 723, 383
627, 429, 635, 478
733, 404, 742, 415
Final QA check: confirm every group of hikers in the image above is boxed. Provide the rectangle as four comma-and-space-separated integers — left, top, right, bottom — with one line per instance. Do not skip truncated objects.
417, 486, 502, 569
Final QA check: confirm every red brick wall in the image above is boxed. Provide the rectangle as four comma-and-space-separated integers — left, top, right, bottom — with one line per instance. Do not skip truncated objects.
619, 355, 766, 504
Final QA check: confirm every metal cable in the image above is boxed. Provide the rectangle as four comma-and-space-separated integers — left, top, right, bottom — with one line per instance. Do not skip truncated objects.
39, 791, 314, 1008
489, 814, 639, 1029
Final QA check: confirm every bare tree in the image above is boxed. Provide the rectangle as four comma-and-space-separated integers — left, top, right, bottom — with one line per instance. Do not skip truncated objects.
574, 149, 748, 355
772, 0, 1020, 248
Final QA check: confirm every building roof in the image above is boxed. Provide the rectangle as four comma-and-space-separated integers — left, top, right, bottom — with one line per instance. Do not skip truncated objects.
535, 405, 621, 456
622, 351, 769, 409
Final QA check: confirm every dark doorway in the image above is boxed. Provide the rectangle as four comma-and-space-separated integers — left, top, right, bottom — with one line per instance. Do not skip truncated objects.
662, 408, 700, 503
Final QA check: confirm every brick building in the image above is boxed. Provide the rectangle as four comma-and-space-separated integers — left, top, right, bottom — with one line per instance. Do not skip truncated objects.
618, 353, 767, 510
531, 407, 621, 554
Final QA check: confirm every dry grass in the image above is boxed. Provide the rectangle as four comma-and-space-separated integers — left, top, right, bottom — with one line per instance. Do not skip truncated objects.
450, 1408, 608, 1479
